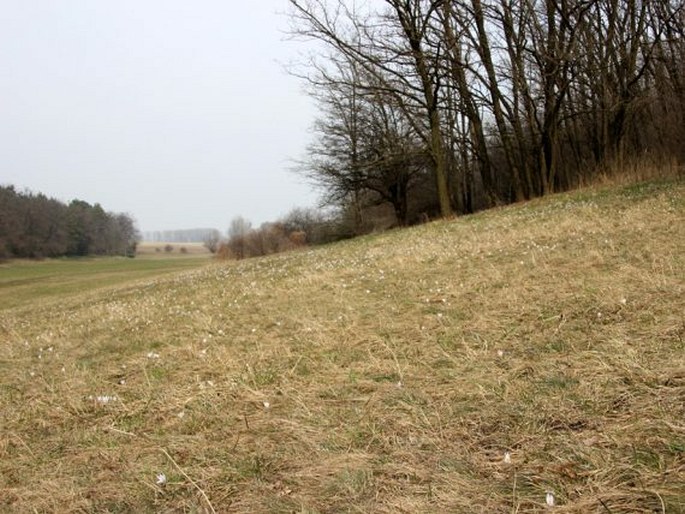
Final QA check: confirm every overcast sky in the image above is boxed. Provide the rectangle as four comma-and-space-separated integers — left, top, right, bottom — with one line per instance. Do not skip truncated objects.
0, 1, 320, 234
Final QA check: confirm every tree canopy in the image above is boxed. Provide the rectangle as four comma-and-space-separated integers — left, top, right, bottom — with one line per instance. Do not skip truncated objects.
0, 186, 140, 259
290, 0, 685, 228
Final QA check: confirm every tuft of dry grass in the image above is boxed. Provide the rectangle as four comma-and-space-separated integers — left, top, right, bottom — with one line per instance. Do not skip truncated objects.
580, 156, 685, 190
1, 179, 683, 512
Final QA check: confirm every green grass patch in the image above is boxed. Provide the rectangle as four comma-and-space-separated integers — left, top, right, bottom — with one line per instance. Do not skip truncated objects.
0, 256, 210, 310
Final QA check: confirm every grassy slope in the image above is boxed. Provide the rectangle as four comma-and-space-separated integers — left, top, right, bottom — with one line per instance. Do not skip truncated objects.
0, 180, 683, 513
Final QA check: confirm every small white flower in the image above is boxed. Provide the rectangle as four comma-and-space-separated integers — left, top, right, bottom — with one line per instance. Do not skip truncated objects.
156, 472, 167, 485
497, 350, 505, 358
91, 395, 117, 405
546, 491, 555, 507
620, 298, 627, 305
263, 401, 271, 409
503, 451, 511, 464
596, 312, 602, 319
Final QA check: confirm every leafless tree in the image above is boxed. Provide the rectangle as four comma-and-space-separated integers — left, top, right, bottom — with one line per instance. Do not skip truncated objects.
227, 216, 252, 260
203, 229, 221, 254
289, 0, 453, 217
288, 0, 685, 222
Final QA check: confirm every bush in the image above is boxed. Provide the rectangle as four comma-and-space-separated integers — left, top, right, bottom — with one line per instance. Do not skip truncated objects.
216, 243, 234, 260
289, 231, 307, 246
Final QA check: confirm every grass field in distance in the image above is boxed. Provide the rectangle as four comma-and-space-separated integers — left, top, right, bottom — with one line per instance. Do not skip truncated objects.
136, 241, 213, 257
0, 246, 210, 311
0, 179, 683, 512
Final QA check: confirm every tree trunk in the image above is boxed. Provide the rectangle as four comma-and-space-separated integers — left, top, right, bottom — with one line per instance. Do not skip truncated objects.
472, 0, 525, 202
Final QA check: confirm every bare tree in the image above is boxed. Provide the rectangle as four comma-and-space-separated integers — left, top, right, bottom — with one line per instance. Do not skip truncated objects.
288, 0, 453, 217
300, 62, 431, 226
203, 229, 221, 254
227, 216, 252, 260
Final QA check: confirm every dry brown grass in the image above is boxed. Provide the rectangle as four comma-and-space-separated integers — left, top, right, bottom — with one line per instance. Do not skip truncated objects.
581, 156, 685, 190
1, 179, 683, 512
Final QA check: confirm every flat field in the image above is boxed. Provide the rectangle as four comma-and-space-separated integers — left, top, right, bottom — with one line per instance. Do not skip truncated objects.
136, 242, 212, 257
0, 256, 210, 311
0, 180, 683, 512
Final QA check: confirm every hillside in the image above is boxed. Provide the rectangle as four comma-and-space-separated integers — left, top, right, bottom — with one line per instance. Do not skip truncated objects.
1, 180, 683, 512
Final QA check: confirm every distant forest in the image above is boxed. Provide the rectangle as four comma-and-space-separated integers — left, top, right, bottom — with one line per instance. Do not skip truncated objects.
143, 229, 220, 243
289, 0, 685, 229
0, 186, 140, 259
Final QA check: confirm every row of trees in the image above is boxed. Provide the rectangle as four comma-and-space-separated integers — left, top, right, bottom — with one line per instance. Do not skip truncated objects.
289, 0, 685, 227
0, 186, 140, 259
143, 228, 221, 243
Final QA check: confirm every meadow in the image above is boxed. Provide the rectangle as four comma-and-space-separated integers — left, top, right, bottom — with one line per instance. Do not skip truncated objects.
0, 179, 683, 512
0, 251, 210, 311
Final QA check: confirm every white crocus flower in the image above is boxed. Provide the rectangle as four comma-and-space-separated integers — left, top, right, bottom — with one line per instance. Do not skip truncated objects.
546, 491, 555, 507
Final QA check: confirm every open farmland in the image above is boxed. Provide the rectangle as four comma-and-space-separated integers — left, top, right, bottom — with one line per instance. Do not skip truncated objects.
136, 242, 213, 257
1, 180, 683, 512
0, 256, 210, 311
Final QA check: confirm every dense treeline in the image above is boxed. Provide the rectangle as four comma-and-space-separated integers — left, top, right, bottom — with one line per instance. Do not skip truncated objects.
289, 0, 685, 228
0, 186, 140, 259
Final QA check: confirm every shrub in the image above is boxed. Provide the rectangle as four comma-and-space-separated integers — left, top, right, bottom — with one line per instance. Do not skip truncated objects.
289, 231, 307, 246
216, 243, 234, 260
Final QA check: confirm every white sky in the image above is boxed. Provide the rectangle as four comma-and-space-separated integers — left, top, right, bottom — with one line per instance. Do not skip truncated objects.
0, 1, 319, 233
